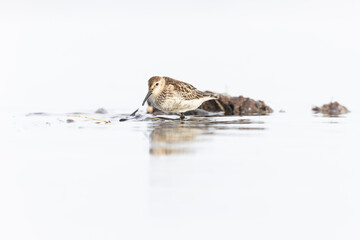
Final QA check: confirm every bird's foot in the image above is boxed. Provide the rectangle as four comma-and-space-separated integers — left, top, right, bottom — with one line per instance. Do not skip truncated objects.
180, 113, 185, 120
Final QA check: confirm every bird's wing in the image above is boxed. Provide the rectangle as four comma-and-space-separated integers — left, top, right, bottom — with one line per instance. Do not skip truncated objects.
176, 84, 204, 100
165, 77, 205, 100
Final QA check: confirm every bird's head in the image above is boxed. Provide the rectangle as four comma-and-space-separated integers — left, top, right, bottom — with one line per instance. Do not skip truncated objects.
142, 76, 166, 106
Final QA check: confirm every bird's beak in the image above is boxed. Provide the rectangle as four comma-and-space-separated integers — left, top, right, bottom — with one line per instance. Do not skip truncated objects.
142, 90, 152, 106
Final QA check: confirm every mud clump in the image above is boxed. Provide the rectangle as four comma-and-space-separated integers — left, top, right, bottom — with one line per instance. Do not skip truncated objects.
147, 92, 272, 116
312, 101, 349, 116
199, 92, 272, 116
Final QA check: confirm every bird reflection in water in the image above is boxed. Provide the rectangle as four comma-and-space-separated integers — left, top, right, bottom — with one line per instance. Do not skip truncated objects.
148, 117, 265, 156
149, 122, 205, 155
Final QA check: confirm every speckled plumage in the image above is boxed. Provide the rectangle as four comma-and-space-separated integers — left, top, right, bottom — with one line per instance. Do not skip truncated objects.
143, 76, 217, 118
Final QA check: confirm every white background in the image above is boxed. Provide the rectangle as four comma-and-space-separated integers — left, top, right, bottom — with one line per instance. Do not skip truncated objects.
1, 0, 359, 114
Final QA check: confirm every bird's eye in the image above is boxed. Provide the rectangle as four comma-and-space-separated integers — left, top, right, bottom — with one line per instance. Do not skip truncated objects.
155, 83, 159, 86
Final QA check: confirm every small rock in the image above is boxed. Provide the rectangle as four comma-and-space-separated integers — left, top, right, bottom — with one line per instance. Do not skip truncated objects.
66, 119, 75, 123
95, 108, 107, 114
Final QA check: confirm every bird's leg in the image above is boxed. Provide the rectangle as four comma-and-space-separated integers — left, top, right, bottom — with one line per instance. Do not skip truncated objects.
180, 113, 185, 120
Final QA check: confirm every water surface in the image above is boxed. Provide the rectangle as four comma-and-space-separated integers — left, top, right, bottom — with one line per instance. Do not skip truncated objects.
1, 111, 359, 239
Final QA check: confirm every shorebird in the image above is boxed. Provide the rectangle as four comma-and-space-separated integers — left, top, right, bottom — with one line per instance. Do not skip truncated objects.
142, 76, 218, 120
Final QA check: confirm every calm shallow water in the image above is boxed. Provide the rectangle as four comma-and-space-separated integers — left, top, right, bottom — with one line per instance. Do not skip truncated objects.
1, 111, 360, 239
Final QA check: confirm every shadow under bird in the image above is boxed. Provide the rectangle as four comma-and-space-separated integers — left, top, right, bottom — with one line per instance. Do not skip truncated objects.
141, 76, 218, 120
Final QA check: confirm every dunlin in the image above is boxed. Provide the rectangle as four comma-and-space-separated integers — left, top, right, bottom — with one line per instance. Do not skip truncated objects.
142, 76, 218, 120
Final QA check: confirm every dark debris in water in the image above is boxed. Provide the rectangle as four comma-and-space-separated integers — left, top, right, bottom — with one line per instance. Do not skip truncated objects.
312, 101, 349, 116
119, 112, 148, 122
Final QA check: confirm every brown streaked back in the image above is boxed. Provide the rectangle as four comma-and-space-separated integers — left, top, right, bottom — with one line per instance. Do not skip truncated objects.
163, 76, 206, 100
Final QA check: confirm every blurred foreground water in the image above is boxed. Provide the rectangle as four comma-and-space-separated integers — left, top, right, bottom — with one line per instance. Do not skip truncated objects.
1, 111, 360, 240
